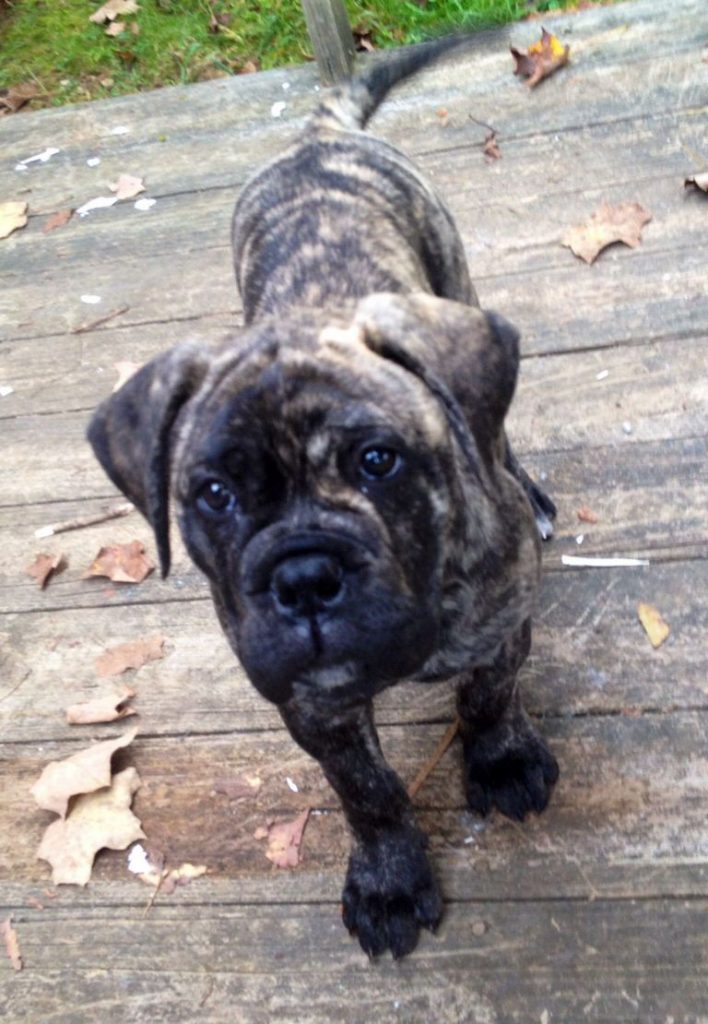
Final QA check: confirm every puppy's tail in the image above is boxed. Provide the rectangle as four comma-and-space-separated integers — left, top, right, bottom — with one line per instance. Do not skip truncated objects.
312, 35, 469, 132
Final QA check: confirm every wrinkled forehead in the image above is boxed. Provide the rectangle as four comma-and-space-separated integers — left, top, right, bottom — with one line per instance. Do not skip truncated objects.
180, 328, 448, 466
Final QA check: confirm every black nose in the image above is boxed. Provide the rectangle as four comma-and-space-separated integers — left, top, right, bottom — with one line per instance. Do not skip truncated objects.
270, 553, 344, 617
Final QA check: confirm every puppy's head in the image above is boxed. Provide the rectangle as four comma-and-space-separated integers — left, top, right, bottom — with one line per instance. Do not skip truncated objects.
88, 294, 521, 704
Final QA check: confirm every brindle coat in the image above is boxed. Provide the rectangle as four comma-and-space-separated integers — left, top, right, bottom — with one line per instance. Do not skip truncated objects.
89, 38, 558, 959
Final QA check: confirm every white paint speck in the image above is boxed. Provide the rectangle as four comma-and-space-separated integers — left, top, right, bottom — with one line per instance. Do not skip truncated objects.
15, 147, 60, 171
595, 369, 609, 380
575, 534, 585, 545
0, 385, 14, 398
286, 777, 299, 792
464, 836, 476, 844
282, 82, 291, 91
271, 101, 286, 118
80, 294, 102, 304
127, 844, 152, 874
86, 156, 101, 167
76, 195, 119, 216
622, 421, 633, 435
109, 125, 130, 135
134, 197, 156, 211
562, 555, 650, 568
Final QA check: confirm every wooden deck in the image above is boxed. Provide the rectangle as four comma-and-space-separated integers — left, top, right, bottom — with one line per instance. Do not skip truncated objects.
1, 0, 707, 1019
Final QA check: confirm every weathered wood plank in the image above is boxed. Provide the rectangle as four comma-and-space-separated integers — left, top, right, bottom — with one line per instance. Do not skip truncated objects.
1, 898, 705, 1024
2, 138, 705, 348
1, 433, 705, 616
0, 0, 703, 207
1, 713, 706, 903
1, 558, 706, 743
1, 336, 704, 514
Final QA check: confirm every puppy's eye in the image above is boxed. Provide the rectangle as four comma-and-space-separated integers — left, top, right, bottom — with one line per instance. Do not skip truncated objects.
196, 479, 237, 516
359, 446, 401, 480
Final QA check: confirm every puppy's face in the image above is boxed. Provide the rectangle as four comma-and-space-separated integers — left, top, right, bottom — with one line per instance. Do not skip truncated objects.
174, 320, 457, 705
88, 293, 523, 705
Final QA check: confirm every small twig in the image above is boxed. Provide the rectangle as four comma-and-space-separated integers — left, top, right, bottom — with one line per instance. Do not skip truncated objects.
143, 870, 167, 918
408, 718, 460, 799
71, 305, 129, 335
468, 114, 497, 137
34, 501, 134, 539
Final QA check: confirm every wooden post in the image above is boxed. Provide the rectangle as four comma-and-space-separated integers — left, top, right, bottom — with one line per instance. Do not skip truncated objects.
301, 0, 356, 84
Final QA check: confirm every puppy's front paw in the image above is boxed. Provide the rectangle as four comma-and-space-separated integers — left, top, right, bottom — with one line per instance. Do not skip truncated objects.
342, 827, 442, 959
463, 720, 559, 821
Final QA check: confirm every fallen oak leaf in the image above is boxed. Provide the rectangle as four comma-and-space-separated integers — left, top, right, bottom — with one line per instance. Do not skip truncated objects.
1, 916, 22, 971
0, 82, 40, 114
109, 173, 145, 200
637, 602, 670, 648
105, 20, 127, 36
576, 506, 600, 524
483, 131, 501, 161
684, 172, 708, 193
43, 208, 73, 233
95, 636, 165, 678
84, 539, 155, 583
26, 552, 66, 589
37, 767, 145, 885
0, 201, 28, 240
259, 809, 310, 869
562, 202, 652, 264
89, 0, 140, 23
511, 28, 570, 89
31, 726, 139, 818
66, 686, 137, 725
159, 862, 208, 895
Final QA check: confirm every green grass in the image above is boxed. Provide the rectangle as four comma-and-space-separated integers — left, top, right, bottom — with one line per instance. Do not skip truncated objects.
0, 0, 585, 109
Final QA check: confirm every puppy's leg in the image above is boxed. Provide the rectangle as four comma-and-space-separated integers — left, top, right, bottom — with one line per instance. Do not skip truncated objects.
457, 620, 558, 820
503, 439, 557, 541
280, 697, 441, 958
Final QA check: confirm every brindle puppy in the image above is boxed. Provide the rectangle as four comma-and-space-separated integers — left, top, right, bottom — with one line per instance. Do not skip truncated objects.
89, 38, 558, 959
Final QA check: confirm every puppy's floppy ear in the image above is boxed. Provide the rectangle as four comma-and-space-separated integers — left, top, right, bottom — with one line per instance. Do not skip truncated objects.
354, 293, 520, 466
87, 341, 210, 577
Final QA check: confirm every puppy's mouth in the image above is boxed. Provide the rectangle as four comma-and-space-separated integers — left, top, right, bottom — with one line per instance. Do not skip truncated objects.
233, 530, 438, 705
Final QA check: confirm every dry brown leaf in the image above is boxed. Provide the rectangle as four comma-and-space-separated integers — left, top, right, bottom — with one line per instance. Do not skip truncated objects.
637, 602, 670, 648
66, 686, 137, 725
483, 131, 501, 161
576, 506, 600, 524
353, 27, 375, 53
261, 809, 310, 868
109, 173, 145, 200
684, 172, 708, 193
113, 360, 142, 392
37, 767, 145, 885
0, 201, 28, 240
84, 539, 155, 583
89, 0, 140, 24
1, 916, 22, 971
511, 28, 570, 88
43, 208, 73, 233
213, 774, 263, 800
26, 552, 66, 589
562, 202, 652, 264
0, 82, 40, 114
105, 20, 126, 36
96, 636, 165, 678
31, 727, 139, 817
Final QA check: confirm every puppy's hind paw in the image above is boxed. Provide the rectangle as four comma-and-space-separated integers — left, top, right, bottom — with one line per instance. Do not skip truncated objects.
342, 827, 442, 959
463, 722, 559, 821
